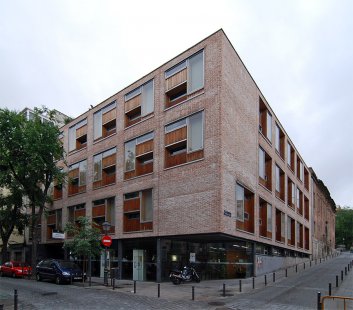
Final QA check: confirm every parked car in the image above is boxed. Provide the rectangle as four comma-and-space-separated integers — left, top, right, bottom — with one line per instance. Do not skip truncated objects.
36, 259, 85, 284
0, 261, 32, 278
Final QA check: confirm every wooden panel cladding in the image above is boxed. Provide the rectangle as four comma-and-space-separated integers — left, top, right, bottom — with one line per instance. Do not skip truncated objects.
123, 217, 153, 233
102, 154, 116, 168
136, 161, 153, 176
93, 173, 115, 189
125, 94, 141, 112
68, 184, 86, 196
165, 68, 187, 92
47, 226, 53, 240
47, 214, 56, 225
165, 126, 187, 146
124, 170, 136, 180
304, 196, 309, 220
259, 203, 267, 237
95, 225, 115, 234
75, 208, 85, 218
275, 210, 282, 242
136, 140, 153, 157
53, 188, 62, 200
68, 168, 79, 179
92, 204, 105, 218
124, 198, 140, 213
76, 125, 87, 138
305, 227, 310, 250
102, 108, 116, 125
289, 219, 296, 246
165, 151, 187, 168
186, 150, 204, 162
298, 224, 303, 248
140, 222, 153, 231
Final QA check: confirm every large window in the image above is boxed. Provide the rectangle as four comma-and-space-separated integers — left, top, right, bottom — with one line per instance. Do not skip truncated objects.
287, 142, 295, 171
296, 187, 303, 216
124, 132, 154, 179
93, 101, 116, 140
297, 156, 303, 182
46, 209, 62, 240
275, 164, 285, 200
92, 197, 115, 234
275, 123, 285, 159
259, 99, 272, 142
124, 80, 154, 127
123, 189, 153, 233
68, 119, 87, 152
68, 160, 87, 196
165, 50, 204, 108
165, 111, 204, 168
93, 147, 116, 189
259, 147, 272, 191
235, 183, 254, 233
287, 177, 295, 209
287, 216, 295, 246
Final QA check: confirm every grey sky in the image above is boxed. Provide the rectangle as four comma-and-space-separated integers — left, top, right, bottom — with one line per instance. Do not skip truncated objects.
1, 0, 352, 207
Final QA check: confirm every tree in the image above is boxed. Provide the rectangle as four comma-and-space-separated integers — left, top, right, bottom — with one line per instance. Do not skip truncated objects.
0, 187, 28, 263
63, 216, 102, 282
335, 207, 353, 250
0, 107, 65, 274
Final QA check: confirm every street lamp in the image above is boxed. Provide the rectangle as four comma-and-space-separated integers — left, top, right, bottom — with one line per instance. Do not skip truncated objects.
102, 221, 111, 285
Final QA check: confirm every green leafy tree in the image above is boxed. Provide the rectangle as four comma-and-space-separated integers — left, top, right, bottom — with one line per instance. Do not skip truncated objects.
63, 216, 102, 282
0, 187, 29, 263
0, 107, 65, 274
335, 207, 353, 250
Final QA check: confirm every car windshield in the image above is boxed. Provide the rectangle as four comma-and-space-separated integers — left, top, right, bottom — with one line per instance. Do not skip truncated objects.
59, 262, 80, 269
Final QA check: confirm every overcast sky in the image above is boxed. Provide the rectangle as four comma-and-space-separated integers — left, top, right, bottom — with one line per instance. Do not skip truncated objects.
1, 0, 352, 207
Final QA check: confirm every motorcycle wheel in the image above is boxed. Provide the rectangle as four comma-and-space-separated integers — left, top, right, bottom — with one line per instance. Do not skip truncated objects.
172, 278, 181, 285
194, 274, 201, 283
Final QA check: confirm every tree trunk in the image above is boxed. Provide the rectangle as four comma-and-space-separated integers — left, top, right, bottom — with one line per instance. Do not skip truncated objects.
1, 238, 9, 263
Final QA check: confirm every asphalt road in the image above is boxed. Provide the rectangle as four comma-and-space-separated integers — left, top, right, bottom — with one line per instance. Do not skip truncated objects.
0, 252, 352, 310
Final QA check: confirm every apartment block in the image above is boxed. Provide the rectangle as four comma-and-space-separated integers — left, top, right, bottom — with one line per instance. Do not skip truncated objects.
39, 30, 319, 281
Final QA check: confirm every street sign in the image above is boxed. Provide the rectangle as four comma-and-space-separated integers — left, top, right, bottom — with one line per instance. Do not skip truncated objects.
101, 235, 112, 247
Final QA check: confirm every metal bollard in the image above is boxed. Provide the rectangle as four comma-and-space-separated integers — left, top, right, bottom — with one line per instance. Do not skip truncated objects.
348, 264, 350, 272
304, 263, 305, 270
320, 258, 321, 263
265, 274, 267, 286
285, 269, 288, 277
252, 277, 255, 289
336, 275, 339, 287
329, 283, 332, 296
317, 291, 321, 310
0, 304, 3, 310
192, 286, 195, 300
14, 289, 18, 310
341, 270, 344, 281
158, 283, 160, 298
310, 261, 312, 267
296, 265, 298, 273
112, 278, 115, 290
239, 279, 242, 292
273, 272, 275, 282
134, 280, 136, 294
345, 267, 347, 275
222, 283, 226, 297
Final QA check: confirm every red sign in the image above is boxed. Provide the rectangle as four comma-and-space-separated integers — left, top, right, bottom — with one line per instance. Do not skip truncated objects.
101, 235, 112, 247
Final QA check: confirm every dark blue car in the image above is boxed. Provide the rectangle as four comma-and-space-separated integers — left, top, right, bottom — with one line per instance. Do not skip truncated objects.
36, 259, 85, 284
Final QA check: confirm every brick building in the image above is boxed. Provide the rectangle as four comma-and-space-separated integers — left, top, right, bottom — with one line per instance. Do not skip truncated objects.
37, 29, 319, 281
310, 168, 336, 259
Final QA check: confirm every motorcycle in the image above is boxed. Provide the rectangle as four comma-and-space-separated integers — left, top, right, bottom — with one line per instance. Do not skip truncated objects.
169, 265, 201, 285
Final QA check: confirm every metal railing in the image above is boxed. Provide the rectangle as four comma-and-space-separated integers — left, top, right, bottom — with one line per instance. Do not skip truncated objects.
321, 296, 353, 310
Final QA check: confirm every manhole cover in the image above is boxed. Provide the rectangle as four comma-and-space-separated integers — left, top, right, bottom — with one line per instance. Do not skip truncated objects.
208, 301, 226, 306
41, 292, 58, 296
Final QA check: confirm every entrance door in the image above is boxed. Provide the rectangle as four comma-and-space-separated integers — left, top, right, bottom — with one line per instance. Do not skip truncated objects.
133, 249, 145, 281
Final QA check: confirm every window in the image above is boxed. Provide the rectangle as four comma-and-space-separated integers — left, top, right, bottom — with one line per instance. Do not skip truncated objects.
296, 188, 303, 216
259, 99, 272, 142
124, 80, 154, 127
123, 189, 153, 232
67, 204, 86, 237
287, 142, 295, 171
93, 101, 116, 140
259, 198, 272, 238
68, 160, 87, 196
93, 147, 116, 188
297, 156, 303, 181
275, 209, 285, 243
297, 222, 303, 248
165, 50, 204, 108
92, 197, 115, 233
68, 119, 87, 152
287, 216, 295, 246
165, 111, 204, 168
275, 164, 285, 200
46, 209, 62, 240
304, 226, 310, 250
259, 147, 272, 191
124, 132, 154, 179
275, 123, 285, 159
287, 177, 295, 209
304, 195, 309, 220
235, 183, 255, 233
304, 167, 309, 190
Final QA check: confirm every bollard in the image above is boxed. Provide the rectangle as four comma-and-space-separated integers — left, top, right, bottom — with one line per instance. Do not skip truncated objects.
315, 259, 317, 265
239, 279, 242, 292
329, 283, 332, 296
252, 277, 255, 289
310, 261, 312, 267
336, 275, 339, 287
157, 283, 160, 298
317, 291, 321, 310
304, 263, 305, 270
112, 278, 115, 290
348, 264, 350, 272
320, 258, 321, 263
222, 283, 226, 297
14, 289, 18, 310
273, 272, 275, 282
0, 304, 3, 310
192, 286, 195, 301
341, 270, 344, 281
285, 269, 288, 277
265, 274, 267, 286
296, 265, 298, 273
134, 280, 136, 294
345, 267, 347, 275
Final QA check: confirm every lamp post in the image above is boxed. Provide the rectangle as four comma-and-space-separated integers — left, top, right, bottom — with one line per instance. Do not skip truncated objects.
102, 221, 111, 286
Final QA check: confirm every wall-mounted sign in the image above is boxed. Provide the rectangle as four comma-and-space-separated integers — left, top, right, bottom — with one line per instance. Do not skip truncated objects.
52, 232, 65, 239
224, 210, 232, 217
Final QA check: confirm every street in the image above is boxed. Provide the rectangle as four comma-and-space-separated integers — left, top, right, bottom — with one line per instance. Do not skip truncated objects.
0, 252, 352, 309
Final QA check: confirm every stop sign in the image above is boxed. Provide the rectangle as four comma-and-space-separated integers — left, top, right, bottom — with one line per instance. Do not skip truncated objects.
101, 235, 112, 247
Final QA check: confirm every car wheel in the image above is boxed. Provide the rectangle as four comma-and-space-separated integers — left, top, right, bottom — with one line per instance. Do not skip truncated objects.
36, 273, 42, 281
55, 276, 61, 285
